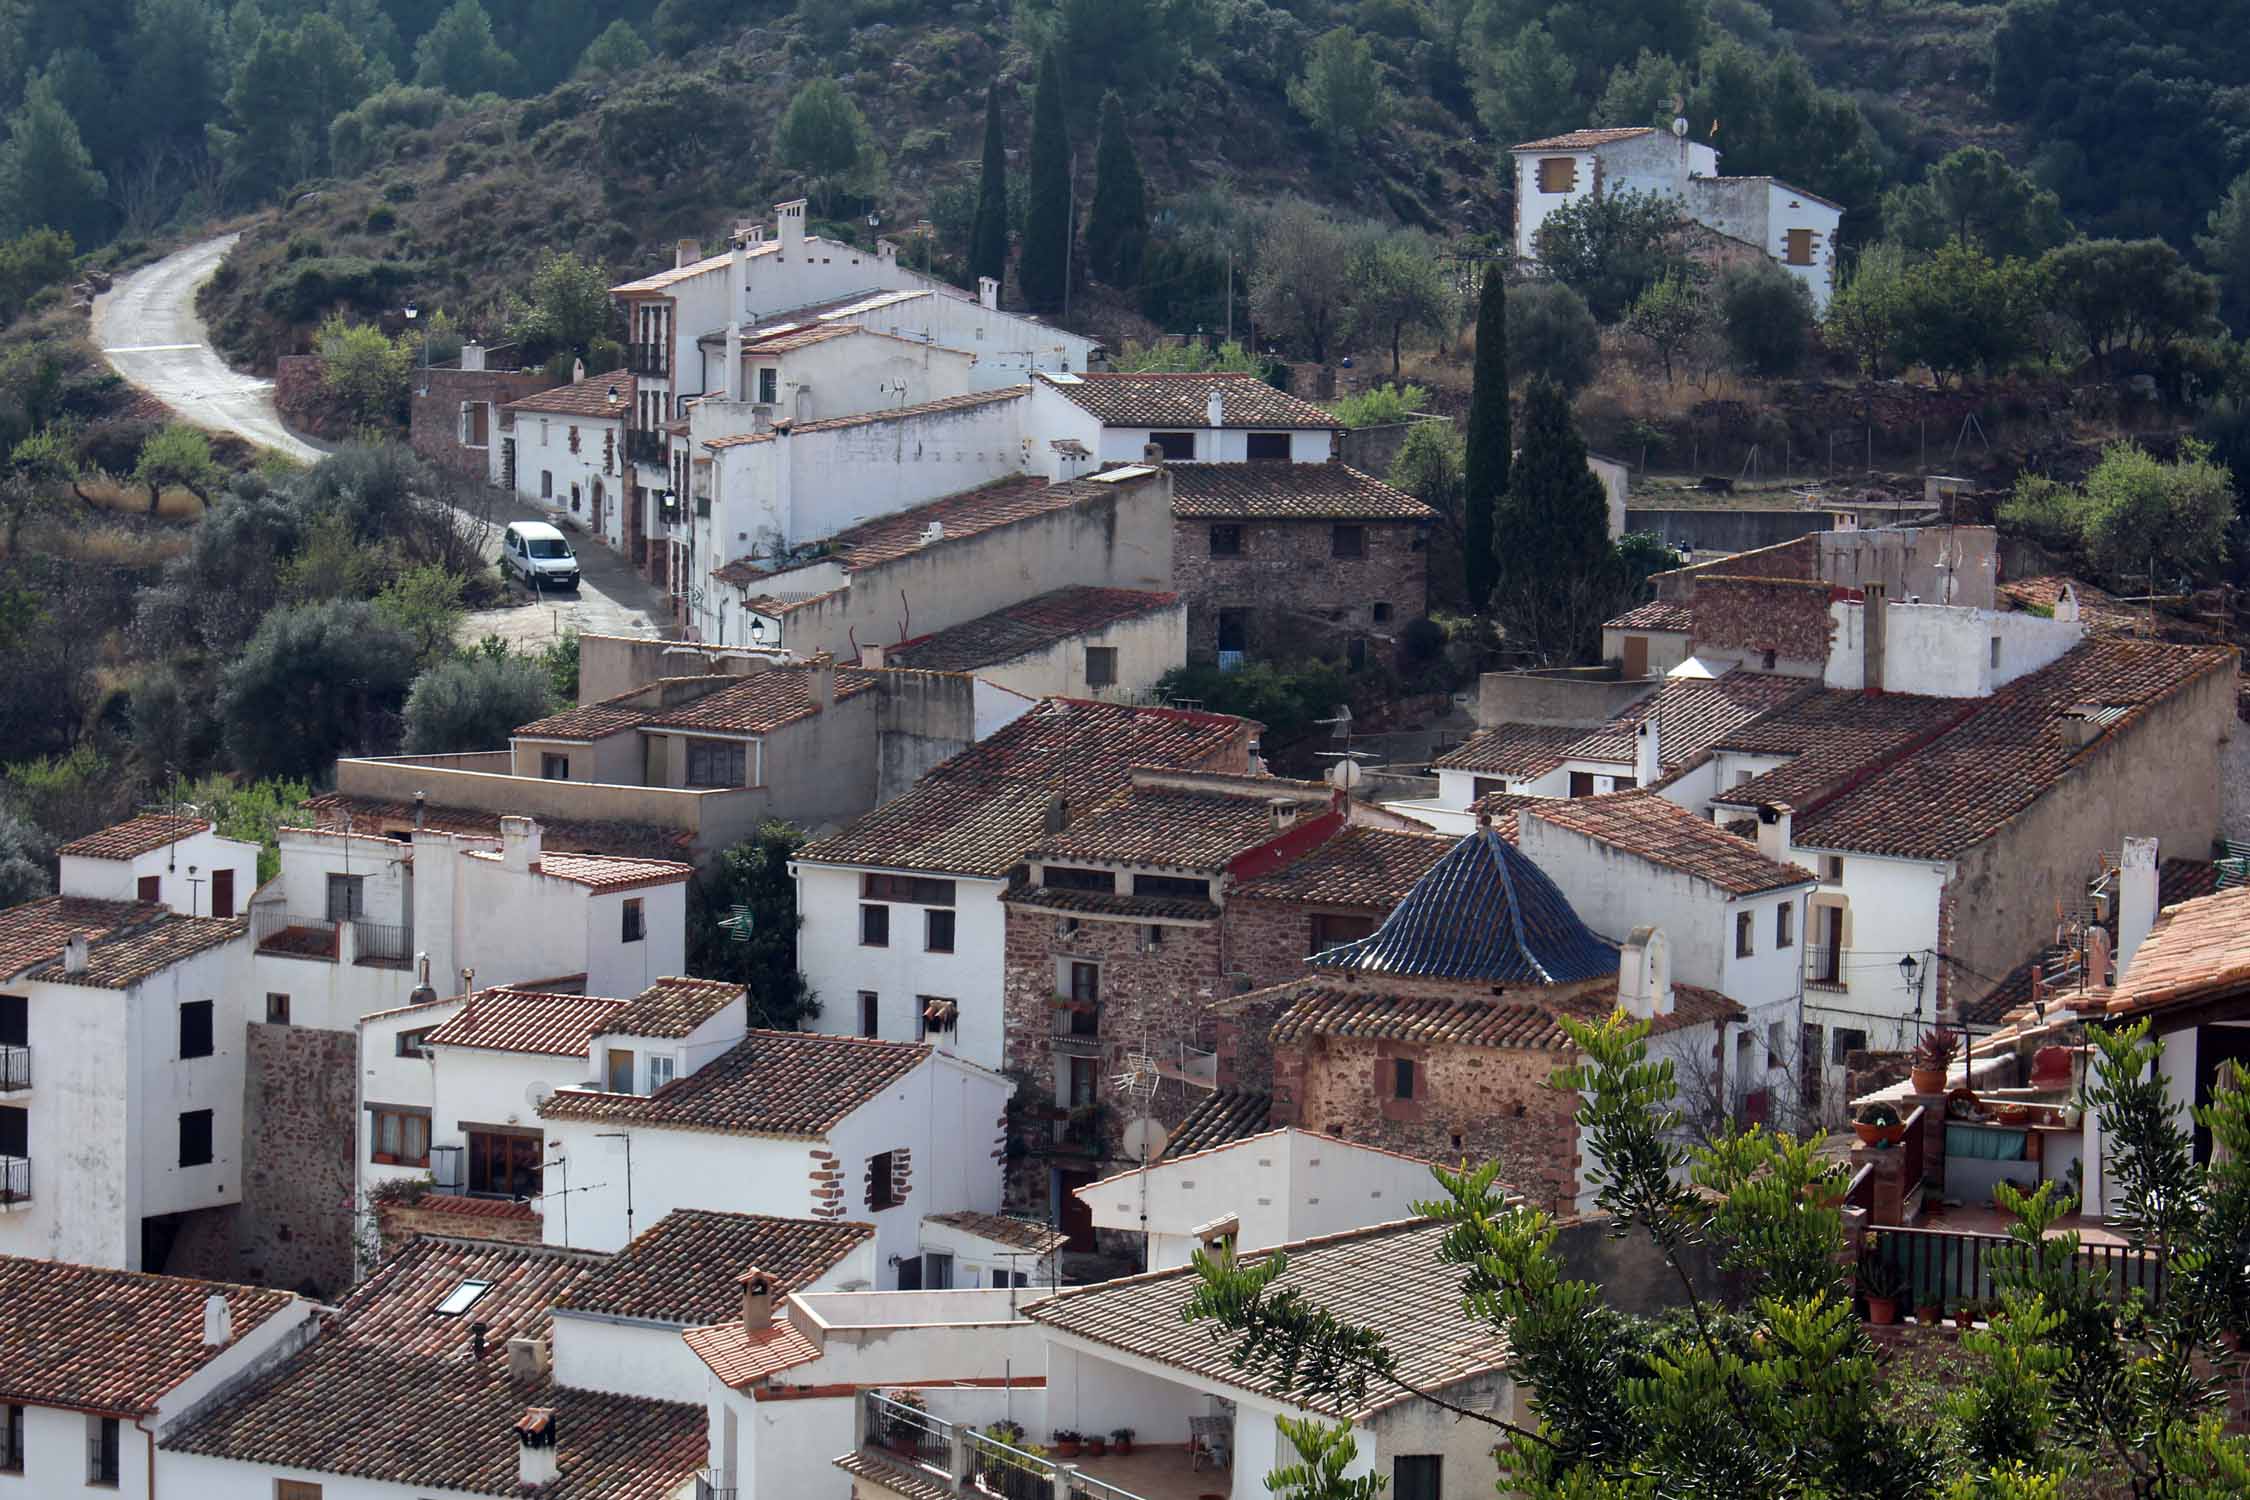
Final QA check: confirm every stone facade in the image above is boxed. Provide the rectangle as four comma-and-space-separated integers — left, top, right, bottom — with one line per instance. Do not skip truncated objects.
374, 1194, 542, 1260
1171, 516, 1429, 662
272, 353, 353, 440
1689, 576, 1840, 664
409, 365, 557, 480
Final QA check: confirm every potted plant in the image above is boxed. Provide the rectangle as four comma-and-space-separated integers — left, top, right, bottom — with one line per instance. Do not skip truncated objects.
1858, 1257, 1904, 1325
1911, 1027, 1959, 1093
1914, 1282, 1943, 1328
1853, 1101, 1906, 1147
886, 1390, 927, 1455
1085, 1431, 1109, 1458
1053, 1430, 1082, 1459
1954, 1300, 1979, 1331
1111, 1428, 1136, 1456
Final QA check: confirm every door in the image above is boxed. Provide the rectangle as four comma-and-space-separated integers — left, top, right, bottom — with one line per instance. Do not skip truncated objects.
1622, 633, 1648, 678
592, 480, 605, 538
138, 874, 161, 903
2193, 1026, 2250, 1162
607, 1048, 635, 1094
1055, 1168, 1098, 1252
210, 868, 235, 919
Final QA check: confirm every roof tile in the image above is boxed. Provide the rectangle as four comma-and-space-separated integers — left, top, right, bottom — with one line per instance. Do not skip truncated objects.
1266, 978, 1742, 1049
506, 369, 633, 418
5, 896, 245, 989
1159, 1088, 1272, 1158
884, 588, 1179, 673
682, 1320, 822, 1390
1519, 791, 1816, 895
2105, 885, 2250, 1018
424, 988, 627, 1058
595, 977, 744, 1039
1231, 826, 1453, 908
556, 1209, 872, 1325
1029, 779, 1335, 871
541, 1030, 928, 1138
1319, 829, 1618, 985
924, 1210, 1067, 1254
1603, 599, 1697, 633
1040, 372, 1339, 429
57, 813, 210, 860
1168, 462, 1436, 521
705, 387, 1025, 449
1512, 126, 1657, 150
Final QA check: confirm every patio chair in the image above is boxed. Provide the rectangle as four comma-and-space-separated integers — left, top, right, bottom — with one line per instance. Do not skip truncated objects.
1189, 1416, 1231, 1472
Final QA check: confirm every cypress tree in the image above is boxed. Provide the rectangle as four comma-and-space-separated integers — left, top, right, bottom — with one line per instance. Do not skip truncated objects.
1494, 376, 1614, 662
1463, 264, 1509, 609
1018, 48, 1072, 315
969, 80, 1010, 296
1086, 91, 1147, 289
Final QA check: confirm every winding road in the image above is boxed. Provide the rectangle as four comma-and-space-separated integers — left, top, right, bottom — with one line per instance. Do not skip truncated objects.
95, 234, 663, 644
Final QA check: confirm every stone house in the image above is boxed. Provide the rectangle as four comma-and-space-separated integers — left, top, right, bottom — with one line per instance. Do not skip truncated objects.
407, 343, 554, 483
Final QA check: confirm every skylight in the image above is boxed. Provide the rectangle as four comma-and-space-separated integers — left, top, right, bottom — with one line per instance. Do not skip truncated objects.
432, 1279, 492, 1317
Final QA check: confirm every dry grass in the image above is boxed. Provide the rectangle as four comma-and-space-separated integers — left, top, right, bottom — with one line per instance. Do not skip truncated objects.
73, 475, 208, 521
23, 518, 191, 567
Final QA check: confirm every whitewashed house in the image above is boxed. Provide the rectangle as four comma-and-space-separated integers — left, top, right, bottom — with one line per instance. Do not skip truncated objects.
876, 587, 1187, 703
1024, 370, 1339, 479
0, 1255, 316, 1498
493, 368, 635, 548
55, 813, 259, 919
1509, 125, 1846, 309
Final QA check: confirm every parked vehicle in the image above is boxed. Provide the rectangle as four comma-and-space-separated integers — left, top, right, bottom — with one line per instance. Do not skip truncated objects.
503, 521, 580, 590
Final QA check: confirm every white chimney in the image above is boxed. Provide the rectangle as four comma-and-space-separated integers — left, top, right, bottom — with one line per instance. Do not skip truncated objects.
878, 237, 898, 263
202, 1294, 233, 1348
1618, 925, 1674, 1018
725, 239, 747, 402
515, 1409, 559, 1489
460, 342, 486, 373
1634, 712, 1659, 786
2117, 836, 2159, 981
571, 357, 585, 384
810, 653, 835, 709
500, 816, 540, 873
861, 643, 887, 668
63, 933, 88, 975
1206, 386, 1224, 428
506, 1335, 550, 1383
1755, 803, 1792, 866
675, 238, 702, 269
739, 1267, 777, 1327
776, 198, 807, 250
1268, 796, 1299, 832
979, 276, 998, 311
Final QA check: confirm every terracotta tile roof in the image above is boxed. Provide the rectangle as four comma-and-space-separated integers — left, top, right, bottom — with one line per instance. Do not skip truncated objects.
682, 1319, 822, 1390
883, 587, 1180, 673
835, 1450, 960, 1500
1603, 599, 1697, 633
652, 667, 878, 733
1030, 780, 1333, 871
1167, 462, 1436, 520
704, 387, 1026, 449
0, 1255, 300, 1417
1512, 126, 1656, 150
2162, 858, 2219, 907
1024, 1218, 1508, 1418
743, 321, 862, 353
556, 1210, 873, 1325
402, 1194, 542, 1225
925, 1210, 1067, 1254
423, 988, 627, 1057
1432, 722, 1585, 778
57, 813, 209, 860
1519, 791, 1816, 895
164, 1237, 705, 1500
1266, 977, 1740, 1049
1706, 690, 1976, 810
1792, 640, 2235, 859
306, 793, 696, 860
2104, 886, 2250, 1017
611, 241, 777, 294
1318, 829, 1618, 985
594, 977, 744, 1039
1003, 884, 1221, 922
541, 1030, 928, 1138
1435, 672, 1806, 779
1231, 826, 1453, 908
1040, 371, 1339, 429
796, 699, 1254, 878
1464, 792, 1548, 840
7, 896, 245, 989
816, 473, 1142, 576
521, 851, 694, 892
506, 369, 632, 418
1160, 1088, 1271, 1158
512, 691, 693, 742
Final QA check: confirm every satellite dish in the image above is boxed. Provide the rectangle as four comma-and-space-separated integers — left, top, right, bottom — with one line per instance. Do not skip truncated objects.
1326, 757, 1363, 790
525, 1080, 556, 1112
1121, 1117, 1170, 1163
1672, 116, 1690, 139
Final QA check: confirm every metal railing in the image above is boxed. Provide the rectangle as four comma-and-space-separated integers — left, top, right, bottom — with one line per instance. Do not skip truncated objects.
0, 1156, 25, 1206
865, 1392, 954, 1476
628, 342, 670, 378
626, 429, 667, 466
0, 1044, 25, 1093
1863, 1223, 2168, 1315
696, 1469, 738, 1500
858, 1390, 1163, 1500
1805, 944, 1845, 990
252, 908, 339, 958
1051, 1003, 1100, 1054
352, 919, 413, 966
967, 1428, 1056, 1500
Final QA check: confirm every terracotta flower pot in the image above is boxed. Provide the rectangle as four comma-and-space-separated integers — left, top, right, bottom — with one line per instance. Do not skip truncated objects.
1954, 1306, 1977, 1330
1915, 1305, 1943, 1327
1866, 1296, 1900, 1326
1853, 1122, 1906, 1147
1056, 1441, 1081, 1460
1115, 1440, 1135, 1456
1911, 1067, 1946, 1094
1086, 1438, 1108, 1458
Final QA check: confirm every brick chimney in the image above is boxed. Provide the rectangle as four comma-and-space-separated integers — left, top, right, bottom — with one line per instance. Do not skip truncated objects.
1755, 802, 1793, 866
515, 1408, 559, 1489
1861, 582, 1887, 696
739, 1267, 777, 1327
500, 816, 540, 873
1618, 926, 1674, 1018
2117, 836, 2159, 980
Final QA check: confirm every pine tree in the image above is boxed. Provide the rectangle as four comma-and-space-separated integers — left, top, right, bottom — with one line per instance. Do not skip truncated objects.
1086, 91, 1147, 289
0, 76, 107, 245
1493, 376, 1615, 662
969, 81, 1010, 296
1018, 48, 1072, 315
1462, 265, 1508, 609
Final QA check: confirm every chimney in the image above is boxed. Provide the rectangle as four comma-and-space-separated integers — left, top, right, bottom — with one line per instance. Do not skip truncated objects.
409, 952, 437, 1007
1206, 386, 1224, 428
460, 342, 486, 373
1043, 795, 1071, 835
738, 1267, 777, 1327
675, 237, 703, 269
734, 217, 758, 243
1755, 802, 1793, 866
413, 789, 427, 830
979, 276, 999, 311
506, 1335, 550, 1383
515, 1408, 560, 1490
860, 643, 886, 668
63, 933, 88, 975
810, 652, 835, 709
471, 1321, 491, 1360
500, 815, 540, 873
1618, 926, 1674, 1018
571, 357, 585, 384
752, 405, 773, 434
725, 238, 747, 402
1142, 442, 1165, 465
1633, 713, 1659, 787
1267, 796, 1300, 833
1861, 582, 1887, 696
2059, 706, 2101, 750
202, 1294, 233, 1349
776, 198, 807, 251
2117, 835, 2159, 980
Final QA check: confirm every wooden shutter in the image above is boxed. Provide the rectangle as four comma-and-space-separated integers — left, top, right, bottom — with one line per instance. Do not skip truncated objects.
1538, 157, 1578, 194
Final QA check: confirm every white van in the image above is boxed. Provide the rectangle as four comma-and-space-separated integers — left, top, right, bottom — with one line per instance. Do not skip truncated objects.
502, 521, 580, 591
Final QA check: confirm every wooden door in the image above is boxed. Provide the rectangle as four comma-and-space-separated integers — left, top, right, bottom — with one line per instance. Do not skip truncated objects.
210, 869, 235, 919
1622, 633, 1648, 678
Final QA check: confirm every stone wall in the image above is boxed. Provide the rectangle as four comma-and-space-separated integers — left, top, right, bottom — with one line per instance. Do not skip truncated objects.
375, 1193, 542, 1259
1170, 516, 1429, 662
1690, 576, 1839, 664
410, 366, 557, 480
272, 354, 353, 440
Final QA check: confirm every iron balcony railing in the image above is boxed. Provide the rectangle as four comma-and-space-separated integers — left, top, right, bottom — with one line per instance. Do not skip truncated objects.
352, 919, 413, 966
0, 1044, 25, 1093
860, 1391, 1162, 1500
1805, 944, 1846, 991
695, 1469, 738, 1500
628, 342, 670, 378
1050, 1002, 1101, 1055
1861, 1222, 2167, 1316
626, 429, 668, 467
0, 1156, 25, 1206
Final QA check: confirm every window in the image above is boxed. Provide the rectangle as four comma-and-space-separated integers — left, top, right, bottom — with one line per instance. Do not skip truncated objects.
1208, 523, 1244, 557
1043, 866, 1117, 893
1144, 924, 1166, 948
1537, 156, 1577, 193
1372, 602, 1393, 623
467, 1130, 541, 1197
1761, 649, 1778, 671
1822, 854, 1844, 883
276, 1481, 324, 1500
757, 367, 778, 403
1085, 646, 1118, 689
325, 874, 365, 922
211, 868, 234, 918
859, 991, 880, 1038
179, 1109, 214, 1167
621, 898, 645, 944
1767, 1021, 1787, 1070
1784, 227, 1815, 266
860, 904, 890, 946
370, 1107, 430, 1167
1245, 431, 1291, 461
607, 1047, 634, 1092
922, 1251, 955, 1288
432, 1278, 493, 1317
1, 1402, 19, 1472
0, 994, 19, 1047
541, 469, 553, 498
863, 874, 956, 905
1135, 874, 1209, 901
541, 753, 571, 780
649, 1054, 676, 1091
138, 874, 161, 903
1735, 911, 1754, 958
1775, 902, 1795, 949
1216, 608, 1249, 653
1392, 1058, 1416, 1100
1830, 1027, 1869, 1065
87, 1415, 119, 1487
396, 1028, 435, 1058
1611, 775, 1637, 791
1394, 1456, 1442, 1500
1310, 912, 1377, 954
0, 1104, 22, 1158
1331, 524, 1365, 559
179, 999, 214, 1059
1568, 772, 1595, 798
684, 738, 748, 787
1069, 961, 1100, 1006
1149, 430, 1196, 460
867, 1149, 901, 1210
925, 909, 956, 953
1989, 635, 2002, 669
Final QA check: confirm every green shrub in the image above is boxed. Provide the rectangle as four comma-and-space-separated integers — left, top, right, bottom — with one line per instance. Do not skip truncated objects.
1508, 281, 1600, 394
260, 257, 419, 323
1717, 261, 1816, 378
1328, 383, 1431, 427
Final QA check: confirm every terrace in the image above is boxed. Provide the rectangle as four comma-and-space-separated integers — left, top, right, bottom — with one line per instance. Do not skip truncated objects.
855, 1392, 1214, 1500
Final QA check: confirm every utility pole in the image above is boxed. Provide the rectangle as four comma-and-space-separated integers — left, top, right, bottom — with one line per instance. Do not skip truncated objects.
1062, 150, 1076, 327
1224, 249, 1234, 345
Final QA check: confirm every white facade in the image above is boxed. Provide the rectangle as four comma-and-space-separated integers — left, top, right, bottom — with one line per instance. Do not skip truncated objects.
59, 824, 259, 919
493, 401, 631, 549
721, 327, 977, 426
1822, 599, 2084, 699
791, 866, 1011, 1070
1023, 377, 1336, 482
879, 599, 1187, 704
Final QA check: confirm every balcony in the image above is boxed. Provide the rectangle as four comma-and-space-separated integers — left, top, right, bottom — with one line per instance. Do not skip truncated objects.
0, 1044, 25, 1093
628, 343, 670, 378
253, 908, 413, 969
1805, 944, 1846, 993
696, 1469, 738, 1500
0, 1155, 26, 1209
858, 1392, 1167, 1500
1050, 1002, 1100, 1057
626, 429, 667, 467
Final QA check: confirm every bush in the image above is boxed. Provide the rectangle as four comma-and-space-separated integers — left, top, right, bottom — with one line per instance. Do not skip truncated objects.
1508, 282, 1600, 394
260, 257, 418, 323
1999, 440, 2236, 587
402, 653, 555, 753
1328, 383, 1430, 427
1152, 659, 1355, 742
1717, 261, 1815, 377
219, 599, 417, 779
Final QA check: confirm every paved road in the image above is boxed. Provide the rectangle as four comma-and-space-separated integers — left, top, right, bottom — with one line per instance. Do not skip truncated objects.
96, 233, 663, 645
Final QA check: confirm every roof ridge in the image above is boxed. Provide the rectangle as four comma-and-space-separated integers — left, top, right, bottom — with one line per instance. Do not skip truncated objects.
1025, 1214, 1439, 1308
